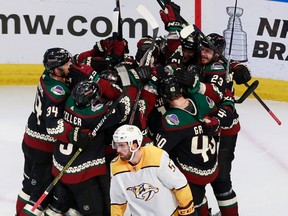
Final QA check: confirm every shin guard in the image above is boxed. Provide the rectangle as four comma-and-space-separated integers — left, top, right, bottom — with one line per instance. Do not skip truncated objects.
16, 190, 30, 216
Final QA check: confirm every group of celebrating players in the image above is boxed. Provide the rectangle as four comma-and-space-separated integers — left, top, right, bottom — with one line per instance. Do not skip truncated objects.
15, 1, 252, 216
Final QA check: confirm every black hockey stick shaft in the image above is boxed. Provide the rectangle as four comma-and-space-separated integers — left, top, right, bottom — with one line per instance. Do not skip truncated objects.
113, 0, 123, 39
156, 0, 167, 10
32, 147, 83, 211
129, 27, 159, 125
193, 24, 282, 125
129, 5, 159, 125
226, 0, 238, 79
235, 80, 259, 103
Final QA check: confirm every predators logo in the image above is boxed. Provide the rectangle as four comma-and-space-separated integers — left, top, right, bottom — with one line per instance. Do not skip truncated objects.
127, 183, 159, 201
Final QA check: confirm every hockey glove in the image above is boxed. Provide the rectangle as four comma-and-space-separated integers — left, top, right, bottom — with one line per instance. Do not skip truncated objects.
174, 68, 200, 90
67, 64, 93, 88
160, 3, 184, 32
129, 66, 152, 86
90, 57, 112, 73
230, 62, 251, 85
201, 116, 220, 136
217, 106, 239, 129
70, 127, 95, 149
107, 38, 129, 65
147, 66, 162, 88
72, 54, 80, 66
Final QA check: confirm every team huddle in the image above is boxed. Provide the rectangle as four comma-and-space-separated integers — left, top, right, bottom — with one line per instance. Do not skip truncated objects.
15, 2, 252, 216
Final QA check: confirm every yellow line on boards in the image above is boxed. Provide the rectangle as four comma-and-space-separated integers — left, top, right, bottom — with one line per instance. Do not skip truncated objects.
0, 64, 43, 85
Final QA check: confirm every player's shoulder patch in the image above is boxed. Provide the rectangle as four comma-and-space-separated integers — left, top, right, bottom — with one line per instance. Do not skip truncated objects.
163, 108, 200, 129
211, 62, 225, 70
91, 103, 104, 112
206, 96, 215, 108
51, 85, 66, 96
165, 113, 180, 126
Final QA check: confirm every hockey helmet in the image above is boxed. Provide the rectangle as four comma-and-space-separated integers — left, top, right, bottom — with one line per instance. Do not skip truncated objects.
159, 75, 183, 100
99, 69, 121, 85
43, 48, 72, 72
72, 80, 101, 108
201, 33, 226, 54
112, 124, 143, 150
181, 32, 199, 51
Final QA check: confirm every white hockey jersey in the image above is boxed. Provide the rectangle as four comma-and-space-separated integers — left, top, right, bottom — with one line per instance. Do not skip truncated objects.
110, 145, 194, 216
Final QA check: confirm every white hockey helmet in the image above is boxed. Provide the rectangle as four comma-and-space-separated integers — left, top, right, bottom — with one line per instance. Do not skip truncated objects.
112, 124, 143, 151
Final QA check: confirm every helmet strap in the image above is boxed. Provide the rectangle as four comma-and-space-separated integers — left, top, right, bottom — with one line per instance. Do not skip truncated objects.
128, 141, 140, 162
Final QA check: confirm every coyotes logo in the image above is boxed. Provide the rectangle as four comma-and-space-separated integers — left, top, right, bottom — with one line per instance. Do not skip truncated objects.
127, 183, 159, 201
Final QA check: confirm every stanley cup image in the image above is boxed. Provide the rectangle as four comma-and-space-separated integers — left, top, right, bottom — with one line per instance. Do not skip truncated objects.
223, 6, 248, 62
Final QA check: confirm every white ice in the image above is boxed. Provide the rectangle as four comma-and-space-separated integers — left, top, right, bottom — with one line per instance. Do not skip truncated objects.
0, 86, 287, 216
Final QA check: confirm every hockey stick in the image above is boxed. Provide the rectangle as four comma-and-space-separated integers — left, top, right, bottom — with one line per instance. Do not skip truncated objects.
225, 0, 238, 80
244, 82, 281, 125
31, 147, 82, 211
156, 0, 167, 10
137, 5, 159, 67
180, 24, 194, 39
235, 80, 259, 104
113, 0, 123, 39
193, 24, 282, 125
128, 4, 159, 125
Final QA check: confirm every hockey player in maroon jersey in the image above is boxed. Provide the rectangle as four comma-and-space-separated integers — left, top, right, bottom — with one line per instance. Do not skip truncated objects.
153, 74, 222, 216
44, 65, 155, 215
16, 47, 95, 216
199, 33, 248, 216
196, 34, 228, 104
158, 1, 200, 67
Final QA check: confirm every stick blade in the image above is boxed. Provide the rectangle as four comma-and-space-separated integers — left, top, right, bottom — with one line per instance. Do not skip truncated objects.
113, 10, 120, 33
113, 10, 119, 32
235, 80, 259, 104
136, 4, 159, 29
180, 24, 194, 39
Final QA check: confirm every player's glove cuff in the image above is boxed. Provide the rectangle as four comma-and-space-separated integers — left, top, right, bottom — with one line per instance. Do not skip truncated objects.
166, 21, 184, 32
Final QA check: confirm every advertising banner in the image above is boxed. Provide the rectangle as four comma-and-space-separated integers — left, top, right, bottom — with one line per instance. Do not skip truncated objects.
1, 0, 288, 100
